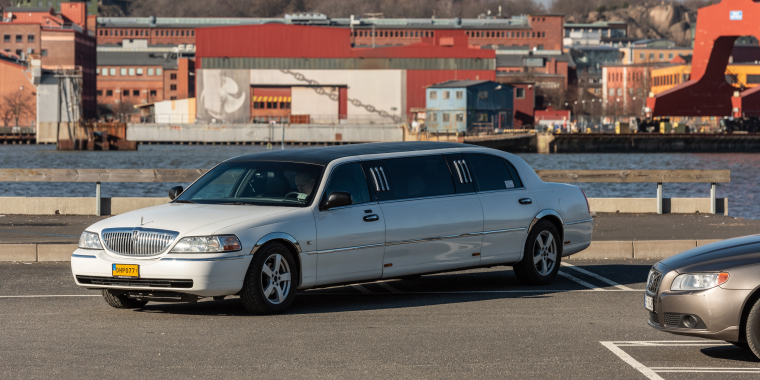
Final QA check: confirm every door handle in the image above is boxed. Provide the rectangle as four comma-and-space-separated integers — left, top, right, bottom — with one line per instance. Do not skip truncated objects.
363, 214, 379, 222
519, 198, 532, 205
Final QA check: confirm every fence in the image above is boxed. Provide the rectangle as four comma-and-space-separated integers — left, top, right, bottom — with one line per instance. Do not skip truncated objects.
133, 114, 404, 125
0, 169, 730, 216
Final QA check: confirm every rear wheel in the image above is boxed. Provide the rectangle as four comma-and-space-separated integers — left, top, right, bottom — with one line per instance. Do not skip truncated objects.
102, 289, 148, 309
745, 299, 760, 359
513, 220, 561, 285
240, 242, 297, 315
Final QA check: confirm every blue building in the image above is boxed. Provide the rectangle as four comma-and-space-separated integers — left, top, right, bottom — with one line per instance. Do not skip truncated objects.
425, 80, 514, 133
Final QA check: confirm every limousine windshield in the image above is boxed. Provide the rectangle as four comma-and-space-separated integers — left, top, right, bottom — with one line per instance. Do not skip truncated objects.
176, 161, 323, 206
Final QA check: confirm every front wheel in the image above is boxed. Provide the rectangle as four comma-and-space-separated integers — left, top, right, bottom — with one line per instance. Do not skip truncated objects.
745, 298, 760, 359
513, 220, 561, 285
102, 289, 148, 309
240, 242, 297, 315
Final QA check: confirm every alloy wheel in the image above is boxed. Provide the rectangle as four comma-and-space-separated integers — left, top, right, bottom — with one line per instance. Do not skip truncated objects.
260, 253, 292, 305
533, 230, 557, 276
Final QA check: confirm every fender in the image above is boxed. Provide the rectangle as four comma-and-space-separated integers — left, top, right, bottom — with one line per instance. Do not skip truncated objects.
527, 209, 564, 238
250, 232, 303, 256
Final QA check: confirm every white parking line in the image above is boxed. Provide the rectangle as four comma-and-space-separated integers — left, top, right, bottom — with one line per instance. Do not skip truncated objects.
374, 282, 401, 293
602, 340, 757, 378
561, 262, 634, 291
0, 294, 101, 298
558, 270, 604, 291
351, 284, 372, 294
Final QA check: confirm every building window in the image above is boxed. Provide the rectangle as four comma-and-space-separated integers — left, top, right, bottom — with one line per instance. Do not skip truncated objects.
106, 90, 113, 96
120, 68, 127, 76
15, 49, 21, 56
478, 91, 488, 99
132, 90, 139, 96
170, 96, 177, 100
109, 68, 116, 75
639, 52, 644, 59
3, 35, 9, 42
128, 68, 135, 76
443, 91, 450, 100
191, 30, 194, 36
659, 53, 664, 59
429, 113, 437, 122
516, 88, 525, 99
147, 68, 154, 76
429, 91, 437, 99
669, 53, 674, 59
156, 68, 162, 76
609, 88, 615, 96
150, 90, 157, 96
649, 53, 654, 60
170, 84, 177, 91
27, 34, 34, 42
442, 113, 450, 122
15, 35, 22, 43
455, 90, 463, 99
96, 90, 103, 96
123, 90, 129, 96
170, 73, 177, 80
478, 113, 488, 122
617, 88, 623, 96
136, 68, 143, 75
101, 68, 107, 76
455, 113, 464, 122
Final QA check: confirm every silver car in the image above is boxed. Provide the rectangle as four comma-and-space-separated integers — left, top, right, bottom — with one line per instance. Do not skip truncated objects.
71, 142, 593, 314
646, 236, 760, 357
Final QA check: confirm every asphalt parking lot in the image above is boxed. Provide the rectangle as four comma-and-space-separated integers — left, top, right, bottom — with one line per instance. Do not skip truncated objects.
1, 259, 758, 379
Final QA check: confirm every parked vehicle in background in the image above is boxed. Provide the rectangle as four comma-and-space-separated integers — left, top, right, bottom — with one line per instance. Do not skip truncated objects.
646, 237, 760, 358
70, 142, 593, 314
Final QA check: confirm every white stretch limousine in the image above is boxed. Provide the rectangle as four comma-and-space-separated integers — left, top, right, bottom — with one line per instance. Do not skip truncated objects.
71, 142, 593, 314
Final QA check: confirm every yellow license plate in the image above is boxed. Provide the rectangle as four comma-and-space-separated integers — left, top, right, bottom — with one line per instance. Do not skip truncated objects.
112, 264, 139, 278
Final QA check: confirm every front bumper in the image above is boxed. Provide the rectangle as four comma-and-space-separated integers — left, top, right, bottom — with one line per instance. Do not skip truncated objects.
647, 284, 750, 342
70, 248, 252, 297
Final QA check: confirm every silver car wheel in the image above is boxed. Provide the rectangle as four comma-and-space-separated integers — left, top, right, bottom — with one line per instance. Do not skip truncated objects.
533, 230, 557, 276
260, 253, 292, 305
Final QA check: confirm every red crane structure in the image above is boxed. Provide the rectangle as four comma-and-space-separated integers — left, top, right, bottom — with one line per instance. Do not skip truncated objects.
646, 0, 760, 124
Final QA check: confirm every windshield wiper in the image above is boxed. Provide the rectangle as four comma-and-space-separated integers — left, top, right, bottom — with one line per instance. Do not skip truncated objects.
219, 201, 254, 205
174, 200, 196, 204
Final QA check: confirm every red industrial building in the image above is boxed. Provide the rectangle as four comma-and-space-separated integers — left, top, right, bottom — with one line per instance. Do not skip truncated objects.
194, 24, 496, 124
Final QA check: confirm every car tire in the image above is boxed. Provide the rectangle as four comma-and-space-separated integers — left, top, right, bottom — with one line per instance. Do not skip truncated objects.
513, 220, 561, 286
102, 289, 148, 309
240, 242, 297, 315
746, 299, 760, 358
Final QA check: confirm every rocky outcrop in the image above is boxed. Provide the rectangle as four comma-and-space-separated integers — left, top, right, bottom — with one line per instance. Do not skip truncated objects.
575, 3, 697, 46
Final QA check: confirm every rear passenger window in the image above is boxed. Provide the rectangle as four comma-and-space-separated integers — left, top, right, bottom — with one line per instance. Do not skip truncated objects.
465, 154, 523, 191
377, 155, 455, 200
323, 163, 370, 205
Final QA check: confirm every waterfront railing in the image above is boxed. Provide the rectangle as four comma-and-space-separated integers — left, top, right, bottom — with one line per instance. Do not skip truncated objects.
0, 169, 730, 216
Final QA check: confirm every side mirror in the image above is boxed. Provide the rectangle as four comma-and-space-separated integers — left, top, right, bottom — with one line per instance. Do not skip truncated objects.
320, 191, 352, 210
168, 186, 184, 201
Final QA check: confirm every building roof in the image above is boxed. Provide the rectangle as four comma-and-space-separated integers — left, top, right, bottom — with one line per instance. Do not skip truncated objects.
4, 6, 53, 13
227, 141, 471, 165
429, 80, 491, 88
97, 51, 180, 69
496, 52, 576, 68
564, 21, 627, 28
95, 15, 540, 30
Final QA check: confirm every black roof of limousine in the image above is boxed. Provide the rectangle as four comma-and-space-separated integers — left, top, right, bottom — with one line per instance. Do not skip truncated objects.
228, 141, 473, 165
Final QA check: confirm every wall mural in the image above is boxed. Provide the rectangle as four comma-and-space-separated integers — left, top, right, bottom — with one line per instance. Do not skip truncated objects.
197, 69, 249, 123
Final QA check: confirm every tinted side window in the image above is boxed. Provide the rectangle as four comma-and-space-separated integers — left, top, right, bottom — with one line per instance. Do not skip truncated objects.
465, 153, 519, 192
322, 163, 371, 205
504, 160, 523, 188
380, 155, 456, 200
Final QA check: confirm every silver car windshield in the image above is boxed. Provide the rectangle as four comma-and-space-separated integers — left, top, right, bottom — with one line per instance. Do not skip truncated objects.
177, 161, 324, 206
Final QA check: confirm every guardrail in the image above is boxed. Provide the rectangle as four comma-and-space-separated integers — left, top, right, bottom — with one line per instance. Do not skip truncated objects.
534, 169, 730, 214
0, 169, 730, 216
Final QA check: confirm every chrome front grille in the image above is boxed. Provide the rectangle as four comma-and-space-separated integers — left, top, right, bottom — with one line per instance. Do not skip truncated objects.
101, 227, 179, 256
647, 269, 663, 294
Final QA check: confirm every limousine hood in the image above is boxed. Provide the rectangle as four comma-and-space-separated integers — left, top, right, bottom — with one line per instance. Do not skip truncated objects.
660, 235, 760, 273
86, 203, 297, 236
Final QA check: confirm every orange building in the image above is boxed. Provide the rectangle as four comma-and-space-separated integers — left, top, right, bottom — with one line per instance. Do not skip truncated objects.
0, 3, 96, 119
0, 54, 36, 127
601, 63, 666, 116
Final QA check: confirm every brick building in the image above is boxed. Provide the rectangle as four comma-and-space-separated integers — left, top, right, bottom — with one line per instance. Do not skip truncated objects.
0, 54, 36, 127
0, 3, 96, 119
96, 50, 195, 107
601, 63, 666, 116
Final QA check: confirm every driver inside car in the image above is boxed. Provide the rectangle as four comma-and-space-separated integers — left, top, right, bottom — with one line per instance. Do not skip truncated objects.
294, 171, 316, 197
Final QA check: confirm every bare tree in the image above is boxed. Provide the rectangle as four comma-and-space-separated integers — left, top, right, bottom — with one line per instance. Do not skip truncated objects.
2, 89, 34, 127
111, 100, 137, 122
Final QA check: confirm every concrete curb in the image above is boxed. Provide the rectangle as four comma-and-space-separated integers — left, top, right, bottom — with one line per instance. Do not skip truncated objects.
0, 240, 726, 262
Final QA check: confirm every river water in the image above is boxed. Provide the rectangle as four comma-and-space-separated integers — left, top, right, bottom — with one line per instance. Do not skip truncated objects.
0, 145, 758, 219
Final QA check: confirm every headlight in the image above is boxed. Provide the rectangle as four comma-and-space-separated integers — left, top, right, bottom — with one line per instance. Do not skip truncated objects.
79, 231, 103, 250
670, 272, 729, 291
170, 235, 242, 253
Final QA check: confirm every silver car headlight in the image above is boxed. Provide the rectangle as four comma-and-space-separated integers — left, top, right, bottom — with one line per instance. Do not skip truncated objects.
79, 231, 103, 250
670, 272, 729, 291
170, 235, 242, 253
